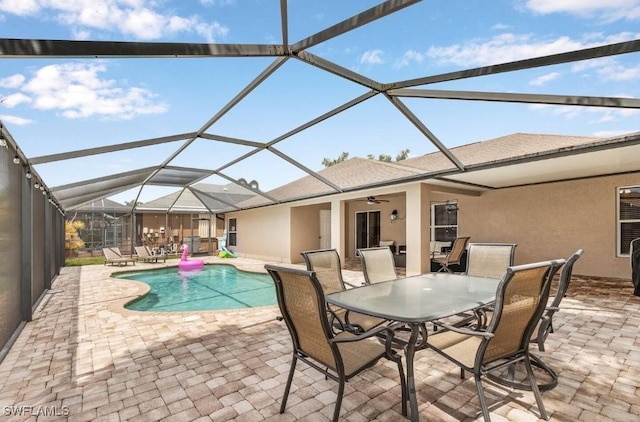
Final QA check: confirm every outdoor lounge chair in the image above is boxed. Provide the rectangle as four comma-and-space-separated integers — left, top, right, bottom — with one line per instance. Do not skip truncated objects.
426, 259, 565, 422
432, 236, 470, 272
265, 264, 407, 421
102, 247, 136, 266
301, 249, 386, 332
135, 246, 166, 263
358, 246, 398, 284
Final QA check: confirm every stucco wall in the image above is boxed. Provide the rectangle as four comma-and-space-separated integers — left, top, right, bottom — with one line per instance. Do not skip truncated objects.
458, 173, 639, 279
290, 203, 331, 264
226, 205, 292, 263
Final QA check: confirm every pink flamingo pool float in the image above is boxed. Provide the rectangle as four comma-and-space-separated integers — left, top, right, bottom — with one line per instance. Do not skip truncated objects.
178, 244, 204, 271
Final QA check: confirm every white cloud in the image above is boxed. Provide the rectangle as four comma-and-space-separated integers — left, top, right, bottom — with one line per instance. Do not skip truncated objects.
492, 23, 513, 30
425, 32, 640, 77
0, 0, 229, 41
530, 72, 561, 86
0, 114, 33, 125
572, 56, 640, 81
1, 92, 31, 107
427, 33, 587, 67
393, 50, 425, 69
20, 62, 168, 120
525, 0, 640, 21
0, 0, 39, 16
0, 74, 25, 88
595, 62, 640, 81
360, 49, 385, 65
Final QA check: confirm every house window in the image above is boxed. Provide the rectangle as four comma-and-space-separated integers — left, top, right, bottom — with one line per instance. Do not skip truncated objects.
228, 218, 237, 247
431, 202, 458, 242
618, 186, 640, 255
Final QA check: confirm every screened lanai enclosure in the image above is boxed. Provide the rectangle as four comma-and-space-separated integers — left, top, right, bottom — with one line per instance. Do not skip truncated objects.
1, 0, 640, 360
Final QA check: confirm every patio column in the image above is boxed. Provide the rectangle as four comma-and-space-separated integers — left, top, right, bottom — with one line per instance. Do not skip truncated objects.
330, 198, 346, 260
404, 184, 431, 275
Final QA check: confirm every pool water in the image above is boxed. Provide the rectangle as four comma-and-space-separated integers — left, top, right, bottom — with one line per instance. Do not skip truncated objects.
116, 265, 276, 311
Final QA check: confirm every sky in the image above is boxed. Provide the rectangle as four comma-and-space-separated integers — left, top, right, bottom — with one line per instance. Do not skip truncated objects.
0, 0, 639, 205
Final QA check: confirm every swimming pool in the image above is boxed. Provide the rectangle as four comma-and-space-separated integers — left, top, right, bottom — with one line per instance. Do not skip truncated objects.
116, 265, 276, 311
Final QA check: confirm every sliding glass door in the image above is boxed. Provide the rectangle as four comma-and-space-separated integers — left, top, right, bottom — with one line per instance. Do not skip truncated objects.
355, 210, 381, 252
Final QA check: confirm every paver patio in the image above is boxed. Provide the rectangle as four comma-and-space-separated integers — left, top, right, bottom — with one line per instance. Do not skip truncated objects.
0, 257, 639, 421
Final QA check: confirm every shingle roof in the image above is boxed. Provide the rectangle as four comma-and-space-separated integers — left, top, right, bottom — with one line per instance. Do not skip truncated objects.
239, 132, 617, 205
237, 157, 425, 207
400, 133, 604, 172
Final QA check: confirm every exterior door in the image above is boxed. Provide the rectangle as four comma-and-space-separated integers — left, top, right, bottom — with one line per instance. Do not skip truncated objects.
319, 209, 331, 249
355, 210, 381, 253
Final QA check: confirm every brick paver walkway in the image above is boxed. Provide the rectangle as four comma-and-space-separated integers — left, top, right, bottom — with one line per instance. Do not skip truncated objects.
0, 257, 638, 421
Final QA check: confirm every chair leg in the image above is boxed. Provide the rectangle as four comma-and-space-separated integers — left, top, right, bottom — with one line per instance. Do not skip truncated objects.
523, 355, 548, 420
474, 373, 492, 422
280, 355, 297, 414
332, 379, 346, 422
392, 354, 408, 416
437, 264, 451, 273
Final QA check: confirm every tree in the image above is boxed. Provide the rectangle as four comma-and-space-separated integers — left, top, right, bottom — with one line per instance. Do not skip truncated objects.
322, 152, 350, 167
395, 149, 410, 161
366, 153, 392, 162
125, 200, 143, 207
65, 220, 85, 255
323, 149, 410, 167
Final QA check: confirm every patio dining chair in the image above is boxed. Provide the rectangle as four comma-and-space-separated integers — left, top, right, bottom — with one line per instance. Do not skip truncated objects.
465, 243, 517, 279
426, 259, 565, 422
432, 236, 470, 273
496, 248, 584, 391
301, 249, 386, 332
265, 265, 407, 421
443, 243, 517, 328
358, 246, 398, 284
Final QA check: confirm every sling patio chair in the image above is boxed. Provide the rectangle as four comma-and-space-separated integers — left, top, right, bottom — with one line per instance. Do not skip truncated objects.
265, 264, 407, 422
102, 247, 136, 266
432, 236, 470, 273
487, 249, 584, 391
357, 246, 398, 284
465, 243, 518, 279
426, 259, 565, 422
301, 249, 387, 332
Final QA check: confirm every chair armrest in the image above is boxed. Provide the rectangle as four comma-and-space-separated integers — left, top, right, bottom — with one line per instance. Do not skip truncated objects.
344, 280, 365, 288
432, 320, 494, 339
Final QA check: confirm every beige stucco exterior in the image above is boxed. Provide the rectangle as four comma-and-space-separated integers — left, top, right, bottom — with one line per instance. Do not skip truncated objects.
458, 172, 637, 279
222, 172, 638, 280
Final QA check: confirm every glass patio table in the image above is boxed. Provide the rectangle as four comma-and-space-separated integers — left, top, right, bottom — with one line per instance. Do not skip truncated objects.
325, 272, 500, 422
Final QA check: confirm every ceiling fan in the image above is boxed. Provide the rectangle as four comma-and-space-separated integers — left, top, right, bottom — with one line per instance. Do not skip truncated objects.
359, 196, 390, 205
